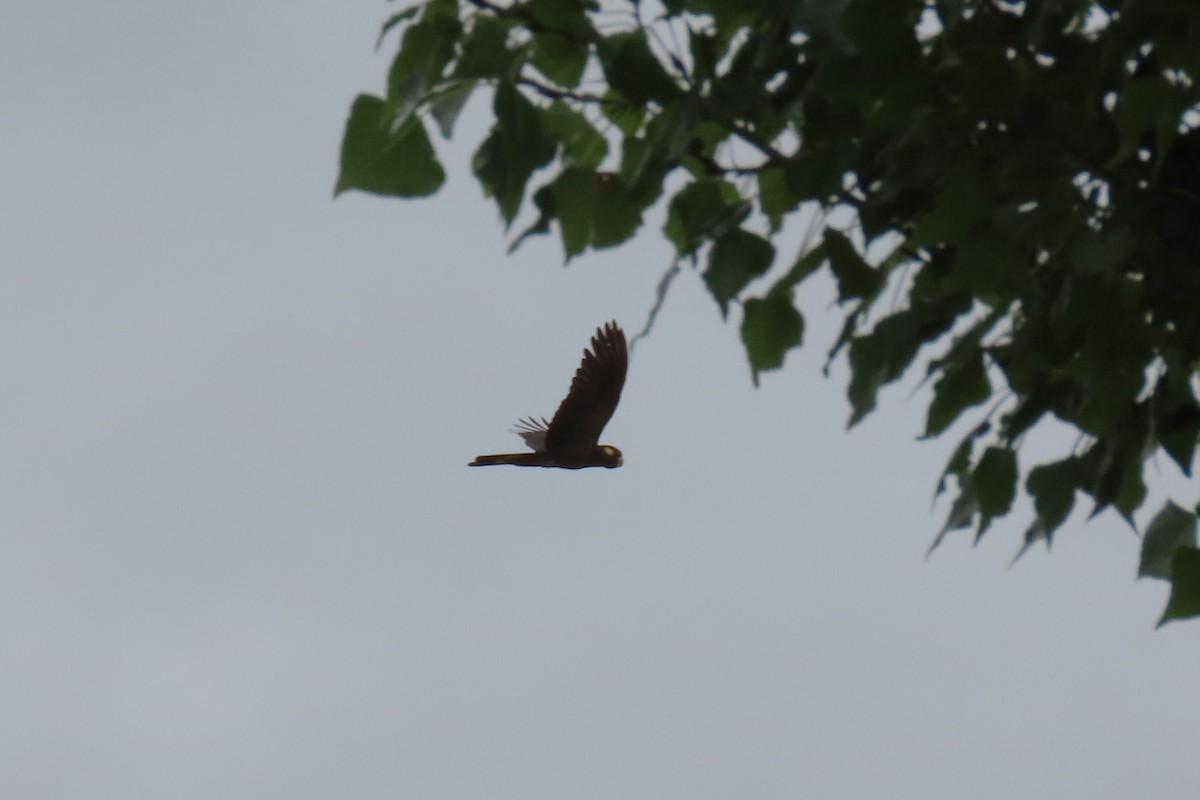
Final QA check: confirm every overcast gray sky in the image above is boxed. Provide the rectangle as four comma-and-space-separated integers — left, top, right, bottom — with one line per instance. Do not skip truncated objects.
3, 2, 1197, 799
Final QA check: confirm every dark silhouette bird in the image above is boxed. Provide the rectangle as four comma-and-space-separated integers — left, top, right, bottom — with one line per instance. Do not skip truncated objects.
470, 321, 627, 469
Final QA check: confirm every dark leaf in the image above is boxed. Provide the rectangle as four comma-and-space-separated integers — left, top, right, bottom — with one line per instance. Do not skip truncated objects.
454, 15, 517, 78
757, 166, 800, 233
924, 349, 991, 438
597, 31, 685, 105
387, 17, 460, 124
1139, 501, 1198, 580
471, 83, 556, 224
934, 426, 978, 503
377, 6, 420, 49
542, 102, 608, 168
688, 29, 720, 83
531, 32, 589, 87
1025, 457, 1080, 543
846, 294, 972, 426
524, 0, 596, 36
941, 485, 980, 537
335, 95, 445, 197
1079, 435, 1147, 520
840, 0, 918, 58
704, 229, 776, 316
1157, 546, 1200, 626
619, 136, 654, 185
548, 168, 642, 259
742, 296, 804, 386
952, 230, 1024, 296
974, 446, 1018, 539
1109, 75, 1187, 168
663, 179, 744, 255
910, 163, 991, 247
507, 184, 555, 253
783, 143, 854, 203
601, 89, 646, 135
771, 242, 829, 295
428, 80, 475, 138
1152, 370, 1200, 476
826, 229, 882, 303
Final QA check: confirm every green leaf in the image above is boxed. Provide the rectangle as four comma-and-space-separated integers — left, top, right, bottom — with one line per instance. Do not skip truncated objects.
910, 163, 991, 247
471, 83, 556, 224
1157, 546, 1200, 626
935, 427, 977, 502
840, 0, 917, 58
550, 168, 592, 258
377, 6, 420, 49
387, 17, 459, 124
390, 15, 458, 87
757, 166, 801, 233
812, 52, 878, 110
688, 30, 720, 84
924, 349, 990, 437
742, 295, 804, 386
587, 175, 643, 248
942, 484, 980, 535
1089, 434, 1149, 524
770, 243, 829, 296
428, 80, 475, 138
548, 168, 642, 259
865, 63, 926, 131
1026, 457, 1080, 541
1077, 435, 1147, 520
507, 184, 554, 253
704, 229, 776, 316
1070, 226, 1137, 276
542, 102, 607, 168
619, 136, 654, 185
454, 15, 517, 79
952, 230, 1023, 296
974, 446, 1018, 537
335, 94, 445, 197
783, 144, 854, 203
1152, 369, 1200, 476
601, 89, 645, 135
825, 230, 882, 303
1139, 501, 1198, 580
663, 179, 744, 255
525, 0, 595, 35
638, 99, 703, 171
685, 120, 730, 162
845, 334, 895, 427
420, 0, 459, 23
846, 294, 972, 427
531, 32, 589, 87
597, 31, 684, 105
1108, 76, 1186, 168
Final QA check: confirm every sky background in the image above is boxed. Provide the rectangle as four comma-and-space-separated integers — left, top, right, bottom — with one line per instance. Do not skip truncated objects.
3, 2, 1197, 799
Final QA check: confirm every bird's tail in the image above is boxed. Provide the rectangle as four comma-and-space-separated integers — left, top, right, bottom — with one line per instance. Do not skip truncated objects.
468, 453, 545, 467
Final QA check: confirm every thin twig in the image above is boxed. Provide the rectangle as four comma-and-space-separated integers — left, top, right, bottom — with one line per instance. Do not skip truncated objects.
630, 257, 682, 350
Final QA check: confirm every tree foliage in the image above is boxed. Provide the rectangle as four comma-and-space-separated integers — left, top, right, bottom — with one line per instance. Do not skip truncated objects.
338, 0, 1200, 624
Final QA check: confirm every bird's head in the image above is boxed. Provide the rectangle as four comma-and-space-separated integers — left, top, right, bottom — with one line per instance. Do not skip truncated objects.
596, 445, 623, 468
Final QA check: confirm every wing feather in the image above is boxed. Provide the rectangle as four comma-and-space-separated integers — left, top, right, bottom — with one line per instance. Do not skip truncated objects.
544, 321, 627, 455
512, 416, 551, 452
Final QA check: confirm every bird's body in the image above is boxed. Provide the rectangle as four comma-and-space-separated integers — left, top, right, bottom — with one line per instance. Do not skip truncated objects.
469, 322, 628, 469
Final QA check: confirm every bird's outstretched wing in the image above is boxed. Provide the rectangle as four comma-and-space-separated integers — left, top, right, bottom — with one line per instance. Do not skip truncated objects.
544, 321, 627, 455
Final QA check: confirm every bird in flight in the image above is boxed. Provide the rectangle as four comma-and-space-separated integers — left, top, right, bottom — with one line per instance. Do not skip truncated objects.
470, 321, 627, 469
